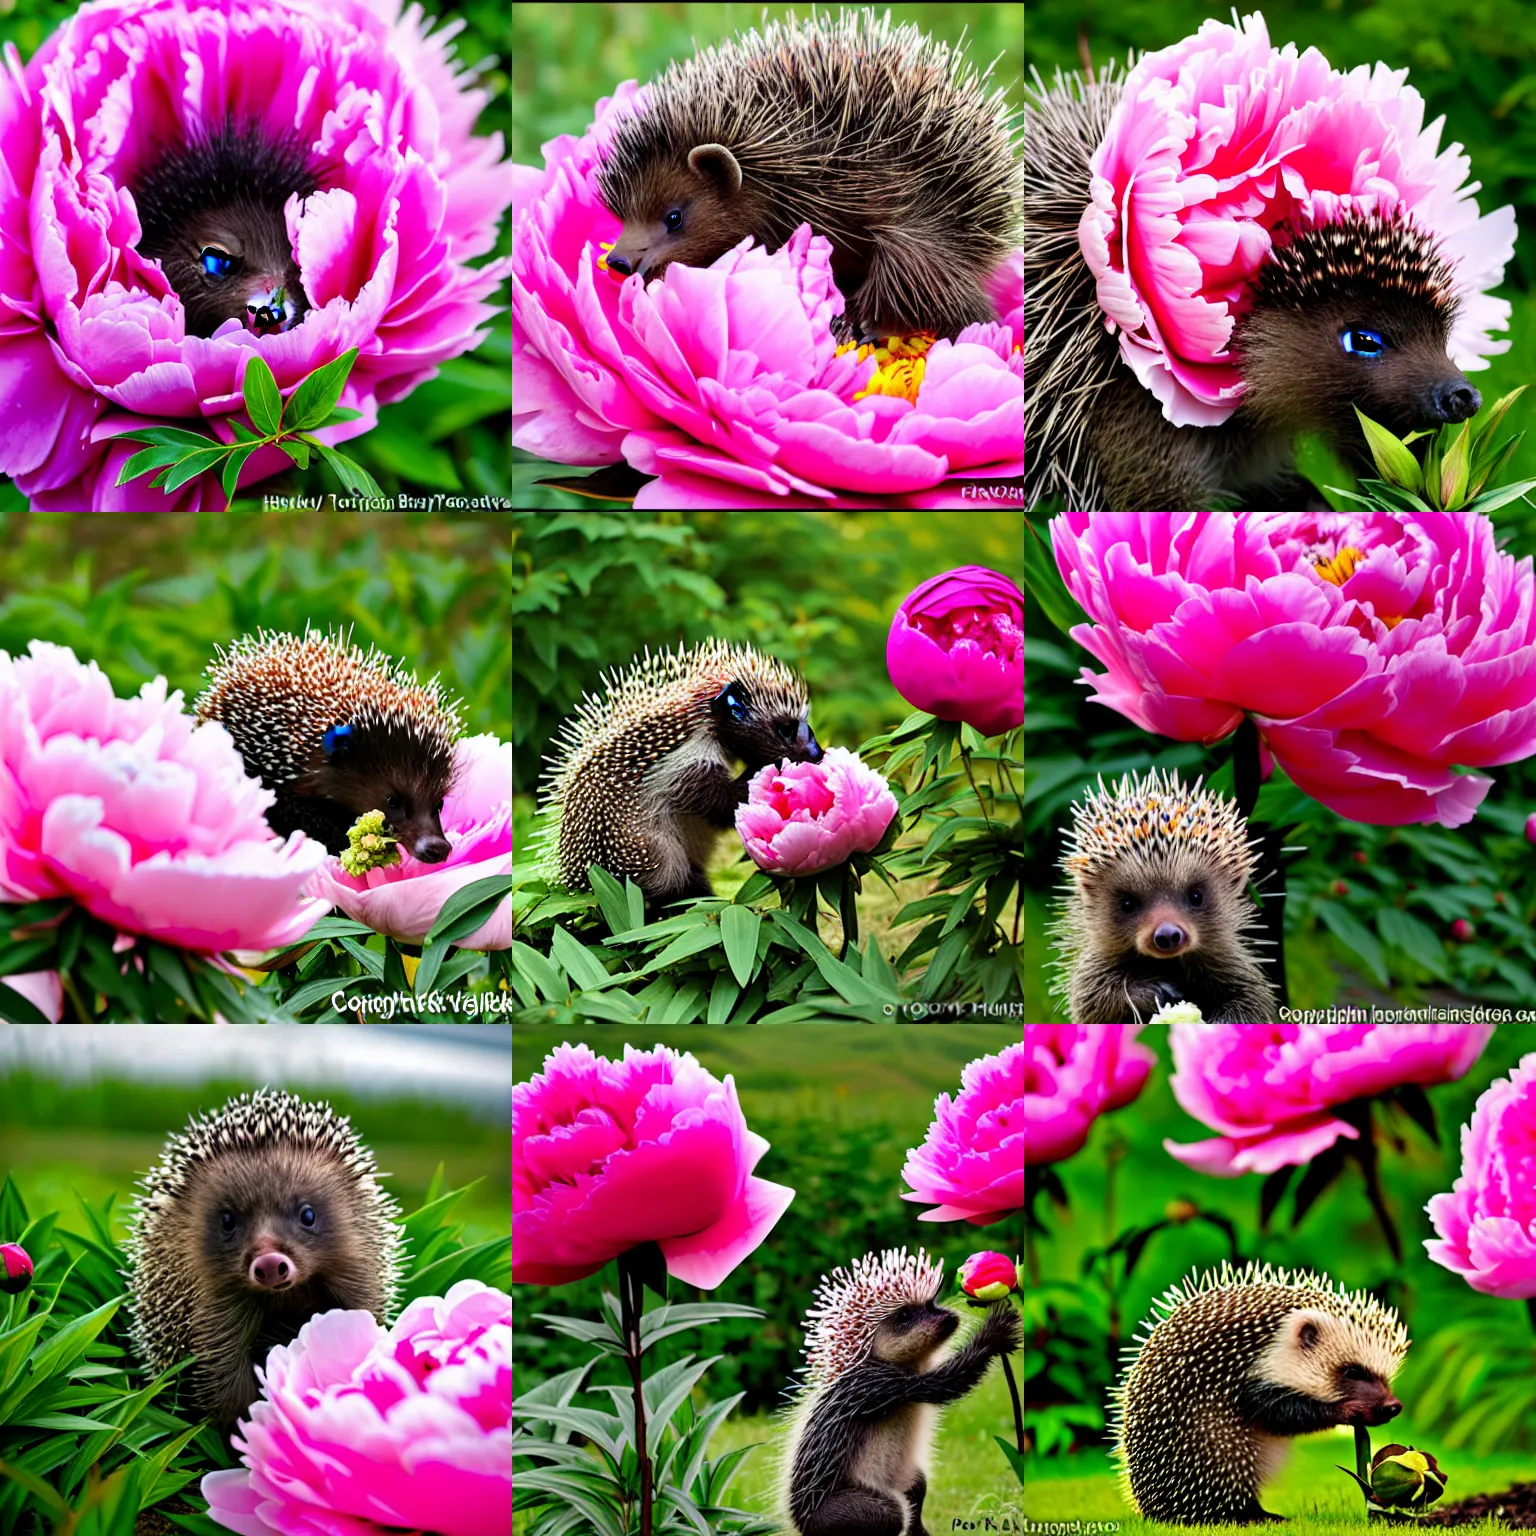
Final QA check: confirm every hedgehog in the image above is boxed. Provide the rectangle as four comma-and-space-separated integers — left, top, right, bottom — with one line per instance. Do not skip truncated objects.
780, 1247, 1021, 1536
596, 8, 1021, 341
133, 121, 318, 338
537, 639, 822, 905
124, 1088, 404, 1434
195, 629, 463, 864
1112, 1262, 1410, 1524
1025, 63, 1490, 510
1050, 769, 1279, 1024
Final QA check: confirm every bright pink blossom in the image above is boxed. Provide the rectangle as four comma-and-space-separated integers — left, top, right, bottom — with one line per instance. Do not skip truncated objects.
201, 1281, 510, 1536
735, 748, 897, 877
1052, 513, 1536, 827
0, 642, 328, 952
902, 1041, 1023, 1225
958, 1250, 1019, 1301
1080, 12, 1513, 426
887, 566, 1023, 735
1425, 1052, 1536, 1298
1165, 1023, 1493, 1175
0, 1243, 32, 1294
513, 1042, 795, 1288
0, 0, 510, 510
309, 735, 510, 950
512, 85, 1022, 508
0, 971, 63, 1023
1023, 1024, 1155, 1166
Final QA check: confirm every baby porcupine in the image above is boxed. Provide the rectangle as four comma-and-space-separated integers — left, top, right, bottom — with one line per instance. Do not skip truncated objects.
1113, 1262, 1409, 1524
538, 639, 822, 905
1051, 769, 1279, 1024
781, 1248, 1020, 1536
195, 630, 463, 863
1026, 66, 1491, 510
125, 1089, 403, 1434
597, 8, 1021, 341
132, 121, 317, 338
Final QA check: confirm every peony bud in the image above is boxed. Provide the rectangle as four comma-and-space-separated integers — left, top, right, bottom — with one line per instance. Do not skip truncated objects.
1451, 918, 1474, 942
1527, 812, 1536, 847
1369, 1445, 1446, 1509
0, 1243, 33, 1294
958, 1251, 1019, 1301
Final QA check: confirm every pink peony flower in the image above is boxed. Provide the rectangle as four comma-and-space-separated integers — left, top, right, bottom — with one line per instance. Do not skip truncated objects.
735, 748, 897, 877
958, 1250, 1019, 1301
1023, 1024, 1155, 1166
513, 1042, 795, 1288
887, 565, 1023, 735
0, 1243, 32, 1294
902, 1041, 1023, 1225
1080, 12, 1514, 426
201, 1281, 510, 1536
0, 0, 510, 510
308, 735, 510, 950
512, 86, 1022, 508
1425, 1052, 1536, 1298
0, 642, 328, 951
1052, 513, 1536, 827
1165, 1022, 1493, 1175
0, 971, 63, 1023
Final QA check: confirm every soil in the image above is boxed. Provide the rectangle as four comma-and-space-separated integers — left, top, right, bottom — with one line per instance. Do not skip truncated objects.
1422, 1484, 1536, 1528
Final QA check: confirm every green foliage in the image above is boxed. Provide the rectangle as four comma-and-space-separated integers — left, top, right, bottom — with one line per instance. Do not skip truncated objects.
0, 1166, 505, 1529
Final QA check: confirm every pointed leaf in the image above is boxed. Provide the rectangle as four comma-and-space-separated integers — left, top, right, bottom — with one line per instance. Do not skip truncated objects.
278, 437, 311, 470
1438, 421, 1472, 508
116, 445, 183, 486
720, 905, 760, 988
221, 443, 259, 505
160, 446, 229, 493
1471, 384, 1527, 456
1354, 408, 1422, 491
284, 347, 358, 432
243, 356, 283, 435
1468, 432, 1522, 499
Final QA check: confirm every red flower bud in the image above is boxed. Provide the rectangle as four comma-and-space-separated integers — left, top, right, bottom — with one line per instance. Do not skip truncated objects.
0, 1243, 32, 1294
1450, 919, 1474, 942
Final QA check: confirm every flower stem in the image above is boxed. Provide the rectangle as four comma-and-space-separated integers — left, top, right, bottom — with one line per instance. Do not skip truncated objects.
1001, 1344, 1025, 1455
1526, 1296, 1536, 1336
1352, 1104, 1402, 1264
618, 1250, 653, 1536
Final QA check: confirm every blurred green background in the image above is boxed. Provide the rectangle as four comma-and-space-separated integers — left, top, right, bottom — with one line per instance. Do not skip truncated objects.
0, 513, 511, 738
1026, 0, 1536, 488
511, 1, 1026, 509
0, 0, 510, 510
1024, 1024, 1536, 1499
513, 1024, 1021, 1527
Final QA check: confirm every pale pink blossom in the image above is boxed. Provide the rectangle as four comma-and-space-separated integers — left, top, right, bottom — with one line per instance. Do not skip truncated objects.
1165, 1023, 1493, 1175
513, 1042, 795, 1288
308, 735, 510, 950
1080, 11, 1514, 426
0, 972, 63, 1023
0, 0, 510, 509
902, 1041, 1023, 1225
1426, 1052, 1536, 1298
1024, 1024, 1155, 1166
512, 85, 1022, 507
0, 642, 328, 951
1052, 513, 1536, 827
201, 1282, 510, 1536
735, 748, 897, 877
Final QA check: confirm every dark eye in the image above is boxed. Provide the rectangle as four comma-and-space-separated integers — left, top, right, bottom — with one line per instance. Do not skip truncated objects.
385, 793, 402, 814
664, 207, 683, 234
727, 692, 747, 722
1340, 328, 1386, 357
200, 246, 235, 279
1118, 894, 1139, 914
894, 1306, 915, 1325
1188, 886, 1204, 908
775, 719, 796, 740
299, 1205, 316, 1228
220, 1211, 236, 1232
1340, 1364, 1372, 1382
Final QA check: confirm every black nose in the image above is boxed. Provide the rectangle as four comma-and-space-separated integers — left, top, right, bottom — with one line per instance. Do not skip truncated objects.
801, 726, 823, 763
1430, 380, 1480, 423
412, 835, 452, 864
1381, 1399, 1402, 1421
607, 254, 633, 276
1152, 923, 1186, 953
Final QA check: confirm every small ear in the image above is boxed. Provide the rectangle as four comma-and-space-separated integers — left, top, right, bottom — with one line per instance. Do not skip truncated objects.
687, 143, 742, 197
1296, 1319, 1321, 1350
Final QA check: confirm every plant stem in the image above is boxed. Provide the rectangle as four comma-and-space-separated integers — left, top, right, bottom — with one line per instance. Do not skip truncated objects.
1355, 1421, 1372, 1515
1353, 1104, 1402, 1264
1526, 1296, 1536, 1336
1001, 1345, 1025, 1455
959, 745, 995, 829
618, 1250, 652, 1536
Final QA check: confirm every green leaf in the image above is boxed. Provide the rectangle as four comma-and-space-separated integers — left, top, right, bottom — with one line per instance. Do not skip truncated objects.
587, 865, 633, 938
1291, 430, 1357, 510
1318, 901, 1390, 987
995, 1434, 1027, 1488
353, 430, 463, 491
312, 441, 385, 498
1438, 420, 1472, 508
116, 444, 184, 487
284, 347, 358, 432
110, 425, 220, 451
242, 356, 283, 436
732, 871, 774, 905
221, 443, 259, 506
719, 905, 760, 988
510, 941, 566, 1004
1354, 408, 1422, 492
1023, 517, 1083, 638
1471, 384, 1527, 458
1468, 477, 1536, 513
548, 925, 612, 991
278, 437, 311, 470
645, 923, 723, 970
160, 446, 230, 494
425, 874, 512, 947
312, 406, 365, 428
1467, 432, 1522, 500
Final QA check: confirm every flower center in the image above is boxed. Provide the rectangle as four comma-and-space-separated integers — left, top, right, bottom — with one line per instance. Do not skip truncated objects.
1309, 543, 1404, 628
838, 334, 935, 402
911, 605, 1022, 662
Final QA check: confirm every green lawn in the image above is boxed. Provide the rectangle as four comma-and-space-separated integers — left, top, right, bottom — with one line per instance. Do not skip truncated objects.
1024, 1432, 1530, 1533
514, 1362, 1021, 1532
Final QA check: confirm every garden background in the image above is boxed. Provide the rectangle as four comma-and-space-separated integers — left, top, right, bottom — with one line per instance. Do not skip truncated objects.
513, 1023, 1022, 1531
511, 0, 1026, 510
0, 0, 511, 511
1025, 1023, 1536, 1526
1022, 508, 1536, 1019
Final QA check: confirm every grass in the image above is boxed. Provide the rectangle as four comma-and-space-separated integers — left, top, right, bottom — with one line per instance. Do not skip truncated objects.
1025, 1433, 1533, 1533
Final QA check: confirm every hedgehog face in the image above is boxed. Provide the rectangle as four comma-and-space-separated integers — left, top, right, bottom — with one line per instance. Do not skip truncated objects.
1243, 1307, 1404, 1432
305, 720, 458, 862
871, 1300, 959, 1368
710, 680, 822, 769
1086, 852, 1247, 965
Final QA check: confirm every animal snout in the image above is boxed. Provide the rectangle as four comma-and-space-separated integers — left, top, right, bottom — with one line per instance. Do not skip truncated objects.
249, 1251, 294, 1289
1428, 379, 1481, 423
606, 253, 635, 276
411, 833, 452, 864
1370, 1394, 1403, 1424
799, 723, 823, 762
244, 284, 297, 337
1151, 922, 1186, 954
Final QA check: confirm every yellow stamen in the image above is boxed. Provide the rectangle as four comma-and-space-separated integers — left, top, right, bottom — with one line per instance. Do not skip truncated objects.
837, 333, 936, 401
